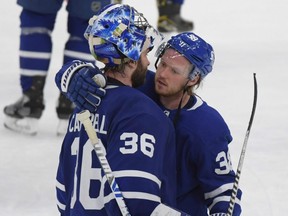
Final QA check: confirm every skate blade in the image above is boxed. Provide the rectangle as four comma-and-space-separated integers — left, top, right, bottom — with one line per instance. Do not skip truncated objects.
56, 119, 69, 136
4, 115, 38, 135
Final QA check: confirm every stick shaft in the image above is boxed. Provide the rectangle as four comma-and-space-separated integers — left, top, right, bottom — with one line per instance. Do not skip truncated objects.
227, 73, 258, 216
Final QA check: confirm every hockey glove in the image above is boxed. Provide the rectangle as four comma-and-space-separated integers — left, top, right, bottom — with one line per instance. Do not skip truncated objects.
55, 60, 106, 112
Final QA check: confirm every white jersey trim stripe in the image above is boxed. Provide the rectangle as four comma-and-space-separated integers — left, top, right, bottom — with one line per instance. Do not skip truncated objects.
56, 180, 66, 192
102, 170, 162, 205
204, 183, 234, 199
20, 50, 51, 59
56, 199, 66, 211
208, 195, 241, 211
103, 191, 161, 205
187, 95, 203, 111
20, 69, 47, 76
122, 191, 161, 202
114, 170, 161, 188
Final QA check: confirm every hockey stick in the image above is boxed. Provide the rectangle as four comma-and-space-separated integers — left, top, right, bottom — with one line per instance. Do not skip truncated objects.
77, 110, 131, 216
227, 73, 258, 216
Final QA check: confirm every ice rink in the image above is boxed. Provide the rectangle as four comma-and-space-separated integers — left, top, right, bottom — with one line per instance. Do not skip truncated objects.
0, 0, 287, 215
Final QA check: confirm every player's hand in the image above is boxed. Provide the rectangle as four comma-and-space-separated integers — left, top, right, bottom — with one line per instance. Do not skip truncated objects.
55, 60, 106, 112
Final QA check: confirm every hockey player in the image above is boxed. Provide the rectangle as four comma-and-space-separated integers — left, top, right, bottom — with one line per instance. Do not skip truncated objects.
55, 4, 188, 215
3, 0, 118, 135
55, 31, 243, 215
140, 33, 242, 215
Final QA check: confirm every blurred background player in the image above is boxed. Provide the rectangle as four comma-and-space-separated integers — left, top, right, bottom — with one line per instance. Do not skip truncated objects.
115, 0, 194, 33
3, 0, 120, 135
157, 0, 193, 32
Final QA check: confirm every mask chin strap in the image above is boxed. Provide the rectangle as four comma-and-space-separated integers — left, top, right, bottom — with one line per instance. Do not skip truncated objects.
173, 79, 190, 126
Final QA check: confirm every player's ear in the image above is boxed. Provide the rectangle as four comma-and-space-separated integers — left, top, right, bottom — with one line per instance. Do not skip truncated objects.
188, 74, 200, 86
185, 74, 200, 95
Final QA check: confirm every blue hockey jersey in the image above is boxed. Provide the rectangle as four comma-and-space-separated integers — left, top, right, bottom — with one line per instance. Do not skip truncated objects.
138, 71, 242, 216
56, 78, 177, 215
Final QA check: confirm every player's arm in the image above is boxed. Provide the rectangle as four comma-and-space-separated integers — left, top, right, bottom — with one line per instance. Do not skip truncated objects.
196, 135, 242, 215
55, 61, 161, 112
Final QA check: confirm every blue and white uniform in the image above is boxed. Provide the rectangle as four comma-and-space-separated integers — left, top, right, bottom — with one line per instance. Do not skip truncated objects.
17, 0, 111, 91
139, 71, 242, 216
56, 78, 177, 215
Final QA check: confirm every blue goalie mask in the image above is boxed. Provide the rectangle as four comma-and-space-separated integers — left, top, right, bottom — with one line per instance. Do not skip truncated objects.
84, 4, 163, 66
155, 32, 215, 79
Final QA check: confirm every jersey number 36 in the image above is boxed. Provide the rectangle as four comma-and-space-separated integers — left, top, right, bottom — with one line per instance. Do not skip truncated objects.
119, 132, 155, 158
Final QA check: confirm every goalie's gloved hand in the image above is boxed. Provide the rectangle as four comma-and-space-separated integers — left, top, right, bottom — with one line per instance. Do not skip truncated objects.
55, 60, 106, 112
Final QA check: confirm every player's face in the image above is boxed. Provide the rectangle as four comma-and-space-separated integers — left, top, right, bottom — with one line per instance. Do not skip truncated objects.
131, 49, 150, 88
155, 48, 192, 97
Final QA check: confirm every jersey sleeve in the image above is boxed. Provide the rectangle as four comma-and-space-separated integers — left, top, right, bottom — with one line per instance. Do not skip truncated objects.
191, 109, 242, 215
